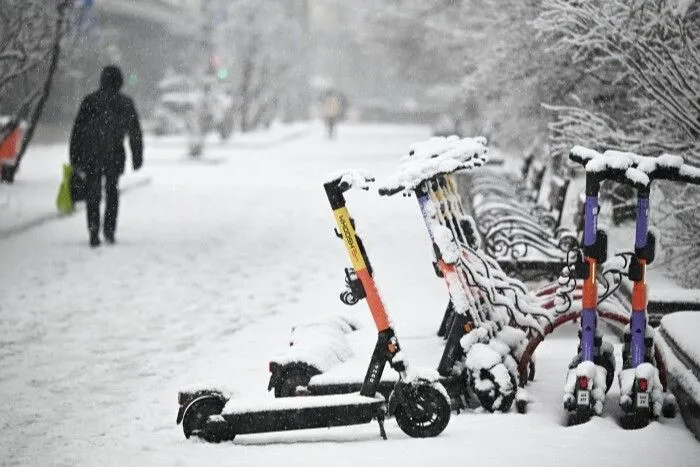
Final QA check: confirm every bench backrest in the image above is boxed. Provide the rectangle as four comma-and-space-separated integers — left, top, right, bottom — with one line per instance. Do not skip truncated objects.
520, 152, 535, 180
526, 161, 546, 199
573, 192, 585, 233
548, 175, 570, 225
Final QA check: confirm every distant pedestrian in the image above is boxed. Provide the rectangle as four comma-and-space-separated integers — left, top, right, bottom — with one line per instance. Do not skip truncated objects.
69, 65, 143, 247
322, 90, 345, 139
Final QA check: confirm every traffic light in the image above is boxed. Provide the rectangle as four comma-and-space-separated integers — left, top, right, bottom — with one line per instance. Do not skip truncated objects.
208, 56, 228, 80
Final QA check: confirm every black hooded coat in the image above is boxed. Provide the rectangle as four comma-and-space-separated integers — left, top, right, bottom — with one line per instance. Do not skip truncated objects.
70, 66, 143, 175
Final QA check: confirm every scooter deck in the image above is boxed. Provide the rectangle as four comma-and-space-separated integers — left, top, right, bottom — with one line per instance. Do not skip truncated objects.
221, 393, 385, 435
307, 334, 442, 383
304, 334, 452, 401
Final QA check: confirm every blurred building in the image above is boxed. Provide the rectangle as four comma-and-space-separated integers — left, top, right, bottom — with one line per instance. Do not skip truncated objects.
47, 0, 204, 123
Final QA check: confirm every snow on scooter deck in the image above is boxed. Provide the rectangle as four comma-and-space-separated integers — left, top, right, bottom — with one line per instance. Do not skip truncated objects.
222, 392, 385, 415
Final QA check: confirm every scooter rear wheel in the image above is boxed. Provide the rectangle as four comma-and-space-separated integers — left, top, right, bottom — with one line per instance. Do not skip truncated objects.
182, 397, 227, 441
620, 411, 650, 430
274, 369, 311, 398
394, 383, 451, 438
568, 404, 592, 426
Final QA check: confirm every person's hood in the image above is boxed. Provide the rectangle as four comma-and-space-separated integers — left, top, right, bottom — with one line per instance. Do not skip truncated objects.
100, 65, 124, 93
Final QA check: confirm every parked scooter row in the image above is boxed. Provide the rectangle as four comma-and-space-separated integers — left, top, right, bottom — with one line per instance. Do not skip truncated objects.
564, 147, 698, 428
176, 138, 697, 444
266, 136, 568, 416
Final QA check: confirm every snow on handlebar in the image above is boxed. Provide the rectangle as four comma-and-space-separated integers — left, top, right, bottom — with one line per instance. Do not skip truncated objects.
569, 146, 700, 187
324, 169, 375, 193
379, 136, 489, 196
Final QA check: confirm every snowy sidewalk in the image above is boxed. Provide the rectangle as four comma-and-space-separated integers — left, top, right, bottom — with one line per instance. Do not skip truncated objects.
0, 121, 312, 239
1, 123, 699, 466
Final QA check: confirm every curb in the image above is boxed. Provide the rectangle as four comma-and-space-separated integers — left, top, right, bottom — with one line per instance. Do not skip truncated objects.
656, 326, 700, 441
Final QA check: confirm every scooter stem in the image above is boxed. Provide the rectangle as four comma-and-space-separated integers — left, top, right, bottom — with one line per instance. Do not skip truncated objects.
580, 190, 600, 362
630, 194, 650, 367
325, 179, 390, 332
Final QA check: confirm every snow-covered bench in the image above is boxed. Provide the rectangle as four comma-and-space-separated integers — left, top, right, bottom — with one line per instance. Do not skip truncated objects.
456, 154, 579, 281
615, 273, 700, 327
463, 151, 544, 204
379, 136, 640, 412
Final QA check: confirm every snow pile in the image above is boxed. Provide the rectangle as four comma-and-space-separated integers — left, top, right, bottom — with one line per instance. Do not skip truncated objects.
405, 367, 446, 387
432, 223, 461, 264
618, 363, 664, 417
324, 169, 375, 191
659, 312, 700, 367
269, 313, 360, 373
465, 342, 517, 412
465, 342, 503, 370
563, 361, 608, 415
380, 136, 488, 194
569, 145, 602, 163
408, 135, 460, 160
570, 145, 699, 187
223, 392, 385, 415
679, 162, 700, 180
656, 312, 700, 404
495, 326, 528, 356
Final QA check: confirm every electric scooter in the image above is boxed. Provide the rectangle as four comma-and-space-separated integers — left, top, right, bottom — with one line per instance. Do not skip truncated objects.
379, 137, 531, 413
267, 137, 493, 412
568, 147, 696, 427
176, 171, 451, 442
561, 152, 613, 424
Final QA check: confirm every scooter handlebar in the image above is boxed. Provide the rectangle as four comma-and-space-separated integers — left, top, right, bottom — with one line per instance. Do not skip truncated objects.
378, 185, 405, 197
324, 170, 375, 195
569, 147, 700, 188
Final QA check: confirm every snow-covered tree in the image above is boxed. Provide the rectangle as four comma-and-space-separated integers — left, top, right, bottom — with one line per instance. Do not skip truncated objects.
367, 1, 570, 152
535, 0, 700, 162
536, 0, 700, 283
214, 0, 307, 132
0, 0, 73, 181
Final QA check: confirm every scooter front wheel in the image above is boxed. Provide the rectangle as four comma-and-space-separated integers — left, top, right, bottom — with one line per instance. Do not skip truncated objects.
182, 397, 229, 441
394, 383, 451, 438
274, 368, 311, 398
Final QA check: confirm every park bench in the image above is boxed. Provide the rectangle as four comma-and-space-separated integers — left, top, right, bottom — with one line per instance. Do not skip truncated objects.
457, 158, 580, 281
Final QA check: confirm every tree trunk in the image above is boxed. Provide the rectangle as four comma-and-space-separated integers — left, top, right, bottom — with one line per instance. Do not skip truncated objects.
4, 1, 71, 183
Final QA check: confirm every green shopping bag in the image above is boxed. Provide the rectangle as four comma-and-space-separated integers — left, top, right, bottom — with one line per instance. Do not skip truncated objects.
56, 163, 74, 214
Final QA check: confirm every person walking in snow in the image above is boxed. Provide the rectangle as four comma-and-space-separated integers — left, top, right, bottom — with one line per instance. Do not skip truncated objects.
69, 65, 143, 247
322, 90, 345, 139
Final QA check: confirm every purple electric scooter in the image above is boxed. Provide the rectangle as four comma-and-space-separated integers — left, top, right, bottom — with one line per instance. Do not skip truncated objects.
562, 153, 614, 425
568, 148, 697, 427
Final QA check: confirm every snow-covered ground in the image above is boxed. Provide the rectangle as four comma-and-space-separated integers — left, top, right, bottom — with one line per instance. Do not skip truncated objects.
1, 123, 698, 466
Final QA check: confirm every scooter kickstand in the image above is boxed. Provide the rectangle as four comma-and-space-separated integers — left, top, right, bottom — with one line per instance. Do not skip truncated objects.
377, 410, 387, 440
